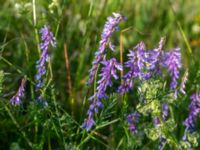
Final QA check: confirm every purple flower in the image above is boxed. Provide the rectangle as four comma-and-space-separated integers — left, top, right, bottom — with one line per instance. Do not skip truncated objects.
162, 103, 169, 121
154, 103, 169, 126
87, 13, 125, 85
163, 48, 181, 90
118, 42, 145, 94
127, 112, 140, 133
87, 98, 103, 117
82, 58, 122, 131
35, 25, 56, 90
10, 79, 26, 106
145, 37, 165, 78
183, 92, 200, 133
153, 117, 161, 125
81, 117, 95, 131
96, 58, 122, 99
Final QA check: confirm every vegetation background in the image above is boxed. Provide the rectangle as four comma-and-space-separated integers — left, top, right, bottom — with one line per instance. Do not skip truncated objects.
0, 0, 200, 149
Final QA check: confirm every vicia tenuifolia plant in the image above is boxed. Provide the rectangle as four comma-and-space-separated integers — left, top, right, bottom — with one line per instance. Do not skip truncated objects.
35, 25, 56, 105
83, 13, 182, 129
181, 92, 200, 149
82, 12, 199, 149
9, 25, 56, 107
87, 13, 126, 86
82, 13, 125, 131
127, 112, 140, 133
10, 78, 26, 106
82, 58, 122, 131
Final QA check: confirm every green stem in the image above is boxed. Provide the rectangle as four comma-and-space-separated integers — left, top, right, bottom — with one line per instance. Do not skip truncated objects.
48, 134, 51, 150
34, 115, 38, 145
32, 0, 40, 55
32, 0, 36, 26
51, 87, 65, 149
0, 56, 35, 85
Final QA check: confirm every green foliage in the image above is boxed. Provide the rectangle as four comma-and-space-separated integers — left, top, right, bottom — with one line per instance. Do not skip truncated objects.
180, 132, 200, 149
137, 78, 164, 116
136, 77, 179, 148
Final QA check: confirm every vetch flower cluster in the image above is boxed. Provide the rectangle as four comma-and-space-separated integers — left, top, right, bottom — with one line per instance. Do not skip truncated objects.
35, 25, 56, 90
127, 112, 140, 133
118, 42, 146, 94
87, 13, 125, 85
118, 37, 182, 96
82, 58, 122, 131
83, 13, 184, 136
10, 79, 26, 106
183, 92, 200, 133
153, 103, 169, 125
182, 92, 200, 149
146, 37, 165, 77
162, 103, 169, 121
163, 48, 181, 90
96, 58, 122, 99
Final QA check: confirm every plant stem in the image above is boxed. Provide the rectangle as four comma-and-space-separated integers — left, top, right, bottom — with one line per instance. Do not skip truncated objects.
51, 86, 65, 149
120, 31, 123, 84
32, 0, 40, 55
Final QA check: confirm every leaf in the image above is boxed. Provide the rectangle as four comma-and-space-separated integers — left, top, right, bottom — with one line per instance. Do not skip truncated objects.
145, 127, 161, 141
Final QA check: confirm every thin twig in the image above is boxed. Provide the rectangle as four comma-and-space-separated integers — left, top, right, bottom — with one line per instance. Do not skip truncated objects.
119, 27, 133, 83
64, 43, 74, 116
120, 31, 123, 83
64, 43, 73, 97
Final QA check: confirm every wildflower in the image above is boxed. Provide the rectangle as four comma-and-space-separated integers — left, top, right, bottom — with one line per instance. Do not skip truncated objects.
10, 79, 26, 106
118, 42, 145, 94
96, 58, 122, 99
180, 69, 188, 94
87, 13, 125, 85
35, 25, 56, 90
163, 48, 181, 90
162, 103, 169, 121
127, 112, 140, 133
82, 58, 122, 131
183, 92, 200, 133
153, 117, 161, 125
81, 99, 103, 131
81, 117, 95, 131
182, 93, 200, 150
146, 37, 165, 78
